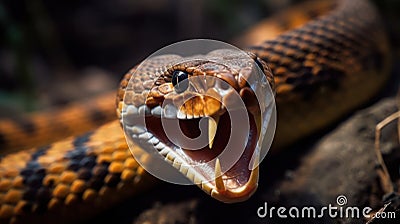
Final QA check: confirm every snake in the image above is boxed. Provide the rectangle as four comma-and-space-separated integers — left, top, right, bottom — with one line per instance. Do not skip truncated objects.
0, 0, 391, 223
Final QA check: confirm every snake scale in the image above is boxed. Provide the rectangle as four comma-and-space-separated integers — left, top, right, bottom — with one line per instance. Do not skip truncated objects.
0, 0, 391, 223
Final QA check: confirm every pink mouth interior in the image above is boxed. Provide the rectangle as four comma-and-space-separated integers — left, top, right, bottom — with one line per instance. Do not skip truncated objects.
144, 110, 258, 189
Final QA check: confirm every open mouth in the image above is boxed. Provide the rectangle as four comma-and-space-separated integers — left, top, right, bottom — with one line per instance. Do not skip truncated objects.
138, 107, 261, 203
119, 48, 275, 203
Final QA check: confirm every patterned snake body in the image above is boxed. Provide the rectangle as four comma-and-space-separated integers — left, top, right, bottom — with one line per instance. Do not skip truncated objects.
251, 0, 390, 149
0, 0, 391, 223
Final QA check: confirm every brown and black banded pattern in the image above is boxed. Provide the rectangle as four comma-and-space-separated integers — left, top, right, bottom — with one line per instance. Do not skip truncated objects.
248, 0, 390, 148
250, 0, 386, 98
0, 0, 392, 223
0, 92, 116, 154
0, 121, 154, 224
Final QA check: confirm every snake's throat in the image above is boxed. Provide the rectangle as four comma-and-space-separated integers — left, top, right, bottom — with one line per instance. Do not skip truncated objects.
144, 110, 260, 202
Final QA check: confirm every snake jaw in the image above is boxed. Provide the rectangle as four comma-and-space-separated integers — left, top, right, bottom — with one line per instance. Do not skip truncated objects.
122, 51, 271, 203
207, 113, 261, 203
208, 149, 260, 203
137, 108, 261, 203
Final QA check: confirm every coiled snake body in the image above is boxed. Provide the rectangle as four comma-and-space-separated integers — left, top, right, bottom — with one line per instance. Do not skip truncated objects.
0, 0, 391, 223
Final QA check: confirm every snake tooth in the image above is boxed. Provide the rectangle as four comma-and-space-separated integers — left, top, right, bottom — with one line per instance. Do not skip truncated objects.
214, 158, 226, 192
208, 116, 219, 149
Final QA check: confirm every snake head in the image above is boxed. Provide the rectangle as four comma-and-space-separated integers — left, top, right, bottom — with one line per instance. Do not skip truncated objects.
119, 48, 276, 203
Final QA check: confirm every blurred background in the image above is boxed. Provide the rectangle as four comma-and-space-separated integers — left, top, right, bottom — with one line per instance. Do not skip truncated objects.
1, 0, 398, 115
0, 0, 297, 115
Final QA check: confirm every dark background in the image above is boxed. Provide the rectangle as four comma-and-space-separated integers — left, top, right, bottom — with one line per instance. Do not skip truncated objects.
1, 0, 400, 223
1, 0, 398, 113
0, 0, 297, 114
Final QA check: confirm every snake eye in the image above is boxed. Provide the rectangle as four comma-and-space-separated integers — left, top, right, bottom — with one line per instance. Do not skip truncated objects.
172, 70, 189, 93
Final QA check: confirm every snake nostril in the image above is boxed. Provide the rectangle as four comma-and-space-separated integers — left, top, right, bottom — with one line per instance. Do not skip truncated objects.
172, 70, 189, 93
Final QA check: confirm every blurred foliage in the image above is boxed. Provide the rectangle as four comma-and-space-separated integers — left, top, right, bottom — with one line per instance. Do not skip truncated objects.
0, 2, 34, 111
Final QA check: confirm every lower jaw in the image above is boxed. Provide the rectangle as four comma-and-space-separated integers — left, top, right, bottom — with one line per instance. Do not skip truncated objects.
144, 110, 259, 191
